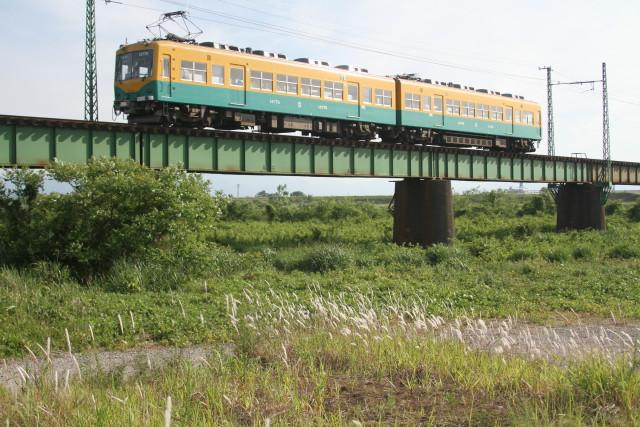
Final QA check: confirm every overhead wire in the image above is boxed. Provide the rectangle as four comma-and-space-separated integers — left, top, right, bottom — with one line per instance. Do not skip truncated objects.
106, 0, 640, 107
148, 0, 544, 82
161, 0, 538, 70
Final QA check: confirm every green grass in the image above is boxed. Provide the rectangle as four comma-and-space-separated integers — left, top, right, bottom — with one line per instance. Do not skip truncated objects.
3, 288, 640, 426
2, 191, 640, 424
2, 192, 640, 359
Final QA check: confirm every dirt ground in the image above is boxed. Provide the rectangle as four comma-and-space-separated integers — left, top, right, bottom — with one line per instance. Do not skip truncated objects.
2, 317, 639, 397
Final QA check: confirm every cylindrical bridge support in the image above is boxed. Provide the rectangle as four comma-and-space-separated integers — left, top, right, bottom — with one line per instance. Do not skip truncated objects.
392, 179, 454, 246
556, 183, 606, 231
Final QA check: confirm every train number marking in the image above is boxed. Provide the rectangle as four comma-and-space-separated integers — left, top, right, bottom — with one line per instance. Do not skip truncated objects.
318, 105, 328, 110
269, 99, 281, 105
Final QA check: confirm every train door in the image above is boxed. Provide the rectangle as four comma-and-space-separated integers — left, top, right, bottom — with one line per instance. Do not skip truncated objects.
229, 65, 246, 106
505, 106, 514, 134
433, 95, 444, 126
346, 82, 360, 119
160, 54, 172, 97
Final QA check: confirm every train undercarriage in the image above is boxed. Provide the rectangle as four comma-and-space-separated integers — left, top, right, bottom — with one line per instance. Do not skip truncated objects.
119, 101, 536, 153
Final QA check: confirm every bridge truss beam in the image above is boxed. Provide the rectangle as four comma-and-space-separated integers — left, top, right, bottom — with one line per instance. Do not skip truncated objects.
0, 115, 639, 185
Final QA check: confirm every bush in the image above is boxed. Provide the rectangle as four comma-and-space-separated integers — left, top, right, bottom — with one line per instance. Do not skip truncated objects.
274, 245, 352, 272
426, 244, 466, 268
543, 248, 570, 263
604, 201, 622, 216
608, 245, 639, 259
0, 159, 225, 283
517, 192, 555, 217
628, 201, 640, 222
508, 248, 535, 262
28, 261, 72, 286
572, 246, 592, 260
299, 245, 352, 272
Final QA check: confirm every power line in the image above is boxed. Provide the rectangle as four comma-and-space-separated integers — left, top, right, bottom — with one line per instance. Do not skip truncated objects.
106, 0, 640, 108
148, 0, 544, 82
163, 0, 537, 70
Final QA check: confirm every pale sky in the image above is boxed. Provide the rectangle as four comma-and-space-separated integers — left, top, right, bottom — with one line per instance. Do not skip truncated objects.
2, 0, 639, 196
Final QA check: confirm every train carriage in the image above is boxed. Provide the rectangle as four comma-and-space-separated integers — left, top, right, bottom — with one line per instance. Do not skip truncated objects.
114, 39, 542, 152
395, 78, 541, 151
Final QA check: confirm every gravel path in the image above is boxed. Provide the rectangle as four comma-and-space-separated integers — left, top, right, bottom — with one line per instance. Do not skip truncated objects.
2, 318, 639, 396
0, 344, 235, 396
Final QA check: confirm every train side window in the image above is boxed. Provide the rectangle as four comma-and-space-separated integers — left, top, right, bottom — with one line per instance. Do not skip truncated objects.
251, 71, 273, 91
433, 96, 443, 112
279, 75, 298, 94
505, 107, 513, 122
423, 96, 431, 111
181, 61, 206, 83
212, 65, 224, 85
180, 61, 193, 81
476, 104, 488, 119
375, 89, 392, 107
301, 78, 321, 97
162, 55, 170, 79
289, 76, 298, 94
230, 67, 244, 87
325, 81, 344, 100
363, 87, 372, 104
463, 102, 475, 117
514, 110, 521, 123
446, 99, 460, 115
193, 62, 206, 83
523, 111, 534, 125
348, 84, 358, 102
405, 93, 420, 110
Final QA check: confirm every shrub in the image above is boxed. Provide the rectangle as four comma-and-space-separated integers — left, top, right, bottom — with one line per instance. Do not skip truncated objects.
543, 248, 570, 263
299, 245, 352, 272
571, 246, 593, 260
0, 159, 225, 283
604, 201, 622, 216
508, 248, 535, 262
387, 248, 426, 267
608, 245, 639, 259
102, 259, 145, 293
274, 245, 352, 272
426, 244, 466, 267
628, 201, 640, 222
518, 196, 545, 216
28, 261, 72, 286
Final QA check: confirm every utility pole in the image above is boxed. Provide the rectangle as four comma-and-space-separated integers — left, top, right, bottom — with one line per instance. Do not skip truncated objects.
539, 66, 554, 156
84, 0, 99, 121
544, 64, 611, 203
599, 62, 611, 188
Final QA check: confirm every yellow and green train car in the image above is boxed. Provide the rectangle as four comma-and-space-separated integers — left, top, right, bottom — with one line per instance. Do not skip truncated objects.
114, 39, 541, 152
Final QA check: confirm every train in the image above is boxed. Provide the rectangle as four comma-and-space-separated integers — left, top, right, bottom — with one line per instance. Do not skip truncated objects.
114, 38, 542, 152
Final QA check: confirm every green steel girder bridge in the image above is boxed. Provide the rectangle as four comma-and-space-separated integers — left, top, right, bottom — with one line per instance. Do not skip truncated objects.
1, 114, 638, 185
0, 114, 637, 245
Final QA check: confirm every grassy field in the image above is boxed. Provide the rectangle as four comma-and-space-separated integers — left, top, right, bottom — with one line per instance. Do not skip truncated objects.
2, 190, 640, 358
2, 189, 640, 425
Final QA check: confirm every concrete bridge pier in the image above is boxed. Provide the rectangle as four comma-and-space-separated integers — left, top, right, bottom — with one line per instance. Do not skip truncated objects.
555, 183, 606, 231
392, 179, 454, 246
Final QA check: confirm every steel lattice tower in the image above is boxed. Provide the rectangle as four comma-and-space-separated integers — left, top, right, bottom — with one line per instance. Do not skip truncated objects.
539, 66, 554, 156
84, 0, 98, 121
600, 62, 611, 186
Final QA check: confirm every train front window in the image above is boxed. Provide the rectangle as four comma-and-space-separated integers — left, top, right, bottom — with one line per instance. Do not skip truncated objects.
116, 50, 153, 81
